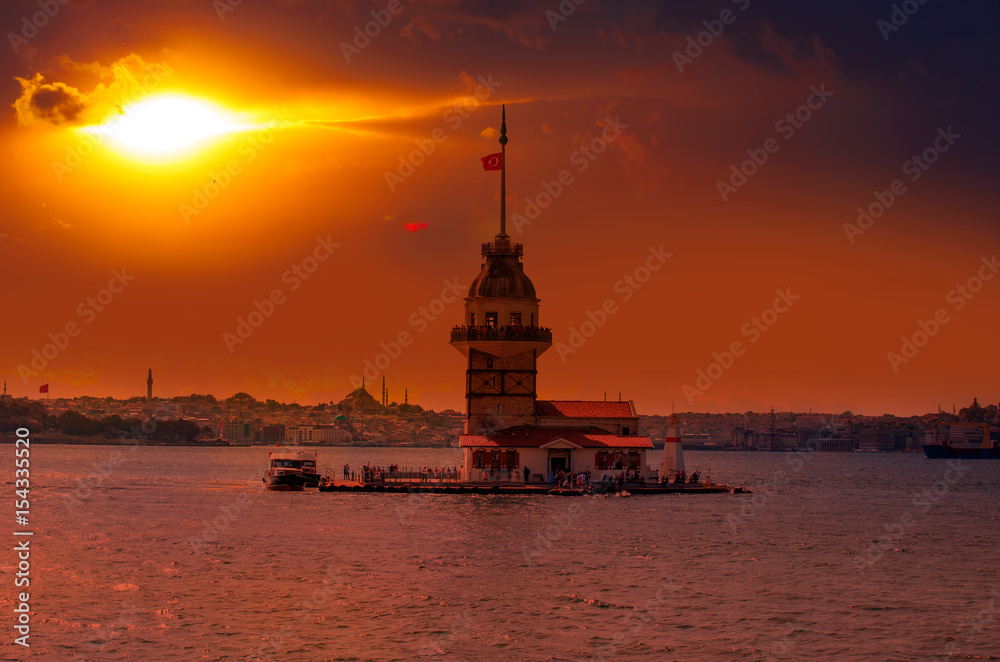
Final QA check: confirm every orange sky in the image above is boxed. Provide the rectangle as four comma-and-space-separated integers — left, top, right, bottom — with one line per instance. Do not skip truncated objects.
2, 0, 998, 416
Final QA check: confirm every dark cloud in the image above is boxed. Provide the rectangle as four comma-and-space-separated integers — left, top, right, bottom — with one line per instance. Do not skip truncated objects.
12, 74, 86, 126
11, 54, 173, 128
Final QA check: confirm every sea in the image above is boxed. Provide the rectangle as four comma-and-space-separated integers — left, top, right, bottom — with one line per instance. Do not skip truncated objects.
3, 444, 999, 661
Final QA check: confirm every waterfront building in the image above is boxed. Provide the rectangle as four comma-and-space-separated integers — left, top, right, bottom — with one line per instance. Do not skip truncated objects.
261, 424, 285, 443
452, 107, 654, 483
286, 425, 351, 445
221, 421, 252, 442
859, 428, 895, 452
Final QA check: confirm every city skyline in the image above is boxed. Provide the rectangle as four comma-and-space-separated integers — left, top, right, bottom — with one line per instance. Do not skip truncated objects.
2, 0, 998, 417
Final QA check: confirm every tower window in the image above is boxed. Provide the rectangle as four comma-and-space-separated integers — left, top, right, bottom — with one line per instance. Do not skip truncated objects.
486, 358, 493, 369
530, 313, 535, 326
510, 312, 521, 326
470, 312, 476, 325
485, 312, 497, 327
622, 426, 630, 435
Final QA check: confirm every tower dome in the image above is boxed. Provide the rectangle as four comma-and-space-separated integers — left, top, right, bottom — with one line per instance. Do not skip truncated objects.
468, 237, 536, 299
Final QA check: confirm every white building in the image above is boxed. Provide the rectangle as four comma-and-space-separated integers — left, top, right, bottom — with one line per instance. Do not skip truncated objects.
286, 425, 351, 445
458, 408, 654, 483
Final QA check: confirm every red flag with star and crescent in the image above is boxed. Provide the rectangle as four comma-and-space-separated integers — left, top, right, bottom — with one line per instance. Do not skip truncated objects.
481, 153, 502, 171
39, 384, 49, 393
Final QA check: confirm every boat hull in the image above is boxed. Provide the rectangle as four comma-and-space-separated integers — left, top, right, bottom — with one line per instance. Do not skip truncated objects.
263, 473, 307, 490
922, 444, 1000, 459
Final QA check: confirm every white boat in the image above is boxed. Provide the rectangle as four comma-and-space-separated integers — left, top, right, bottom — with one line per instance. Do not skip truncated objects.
263, 448, 319, 491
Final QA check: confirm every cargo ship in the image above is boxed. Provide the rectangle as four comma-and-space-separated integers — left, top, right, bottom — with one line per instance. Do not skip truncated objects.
922, 422, 1000, 459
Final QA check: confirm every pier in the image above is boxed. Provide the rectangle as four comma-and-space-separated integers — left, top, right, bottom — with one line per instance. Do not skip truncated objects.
316, 475, 740, 495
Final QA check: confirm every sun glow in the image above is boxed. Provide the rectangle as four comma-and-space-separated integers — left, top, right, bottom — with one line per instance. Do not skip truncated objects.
84, 93, 252, 161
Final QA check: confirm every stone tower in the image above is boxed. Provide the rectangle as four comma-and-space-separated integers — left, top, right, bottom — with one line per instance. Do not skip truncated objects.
450, 106, 552, 434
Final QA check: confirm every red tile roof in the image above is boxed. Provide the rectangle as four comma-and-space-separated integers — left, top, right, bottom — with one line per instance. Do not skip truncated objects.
459, 426, 652, 449
536, 400, 636, 418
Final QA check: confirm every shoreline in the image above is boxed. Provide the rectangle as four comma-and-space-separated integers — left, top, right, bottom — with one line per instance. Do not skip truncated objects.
0, 434, 460, 448
0, 435, 924, 452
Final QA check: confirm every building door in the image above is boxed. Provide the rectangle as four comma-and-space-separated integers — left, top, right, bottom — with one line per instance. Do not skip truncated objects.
548, 450, 571, 474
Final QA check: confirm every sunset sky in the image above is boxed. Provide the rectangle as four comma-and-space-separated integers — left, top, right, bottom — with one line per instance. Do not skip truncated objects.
2, 0, 998, 416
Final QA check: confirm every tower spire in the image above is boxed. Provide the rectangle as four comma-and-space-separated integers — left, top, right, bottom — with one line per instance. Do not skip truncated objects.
499, 104, 508, 238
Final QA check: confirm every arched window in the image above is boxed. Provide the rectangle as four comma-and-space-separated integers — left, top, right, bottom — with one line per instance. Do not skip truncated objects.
473, 449, 486, 468
491, 449, 501, 469
506, 449, 518, 469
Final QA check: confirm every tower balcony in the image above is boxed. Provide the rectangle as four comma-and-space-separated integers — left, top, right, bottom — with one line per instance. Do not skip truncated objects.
450, 325, 553, 358
482, 237, 523, 257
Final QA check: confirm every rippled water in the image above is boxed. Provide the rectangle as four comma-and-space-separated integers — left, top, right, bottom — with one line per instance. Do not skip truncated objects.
3, 445, 999, 661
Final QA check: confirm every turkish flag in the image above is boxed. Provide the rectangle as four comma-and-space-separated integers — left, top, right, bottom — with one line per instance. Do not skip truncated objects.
39, 384, 49, 393
481, 152, 502, 171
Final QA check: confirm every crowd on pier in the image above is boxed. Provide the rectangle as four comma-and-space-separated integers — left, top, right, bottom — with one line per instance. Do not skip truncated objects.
340, 463, 702, 486
347, 464, 460, 484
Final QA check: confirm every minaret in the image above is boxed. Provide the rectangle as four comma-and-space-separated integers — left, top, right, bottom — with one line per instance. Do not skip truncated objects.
146, 369, 153, 402
450, 106, 553, 435
659, 413, 685, 478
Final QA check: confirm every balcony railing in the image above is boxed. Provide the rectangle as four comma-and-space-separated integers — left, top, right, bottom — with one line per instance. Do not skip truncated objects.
451, 325, 553, 343
482, 238, 523, 256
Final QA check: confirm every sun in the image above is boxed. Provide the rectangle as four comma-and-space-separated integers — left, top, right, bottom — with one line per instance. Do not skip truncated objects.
83, 93, 251, 161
